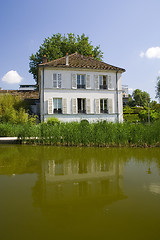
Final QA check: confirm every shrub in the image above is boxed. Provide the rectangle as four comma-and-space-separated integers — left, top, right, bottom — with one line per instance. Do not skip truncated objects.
0, 94, 37, 124
46, 117, 60, 126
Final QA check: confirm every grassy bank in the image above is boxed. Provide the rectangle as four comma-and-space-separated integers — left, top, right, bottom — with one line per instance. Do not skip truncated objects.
0, 120, 160, 147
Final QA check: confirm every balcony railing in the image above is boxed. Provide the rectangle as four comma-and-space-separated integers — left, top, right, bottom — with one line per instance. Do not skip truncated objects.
78, 109, 86, 114
77, 84, 85, 89
99, 85, 107, 89
100, 109, 108, 114
54, 109, 62, 114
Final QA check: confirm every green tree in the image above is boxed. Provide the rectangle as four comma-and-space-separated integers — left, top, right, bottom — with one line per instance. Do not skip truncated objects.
29, 33, 103, 83
150, 100, 160, 111
123, 99, 160, 123
0, 94, 37, 124
156, 76, 160, 102
129, 89, 150, 107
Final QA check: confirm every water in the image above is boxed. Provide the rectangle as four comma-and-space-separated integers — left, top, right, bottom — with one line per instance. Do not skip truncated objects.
0, 145, 160, 240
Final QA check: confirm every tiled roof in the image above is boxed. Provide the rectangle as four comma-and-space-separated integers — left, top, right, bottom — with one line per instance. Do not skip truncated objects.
39, 52, 125, 72
0, 90, 39, 99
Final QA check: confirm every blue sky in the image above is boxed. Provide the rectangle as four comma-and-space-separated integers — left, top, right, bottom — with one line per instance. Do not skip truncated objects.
0, 0, 160, 100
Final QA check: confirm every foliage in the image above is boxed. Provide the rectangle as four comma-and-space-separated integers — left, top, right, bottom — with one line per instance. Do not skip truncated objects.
1, 120, 160, 147
124, 88, 160, 123
46, 117, 60, 126
123, 105, 136, 114
29, 33, 103, 83
129, 89, 150, 107
123, 104, 160, 123
123, 113, 140, 123
0, 94, 37, 124
150, 101, 160, 111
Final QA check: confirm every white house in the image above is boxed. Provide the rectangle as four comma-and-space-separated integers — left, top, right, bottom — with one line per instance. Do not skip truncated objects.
38, 52, 125, 122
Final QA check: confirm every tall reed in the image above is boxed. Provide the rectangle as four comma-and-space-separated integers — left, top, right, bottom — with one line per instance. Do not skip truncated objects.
0, 120, 160, 147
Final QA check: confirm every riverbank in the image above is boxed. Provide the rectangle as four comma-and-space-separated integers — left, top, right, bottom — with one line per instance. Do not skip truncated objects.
0, 120, 160, 147
0, 137, 21, 144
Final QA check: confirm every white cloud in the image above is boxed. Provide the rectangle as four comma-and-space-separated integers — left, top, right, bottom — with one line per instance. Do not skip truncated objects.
2, 70, 22, 84
140, 47, 160, 59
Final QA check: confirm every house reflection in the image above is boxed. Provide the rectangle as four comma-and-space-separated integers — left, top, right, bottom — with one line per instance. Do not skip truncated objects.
39, 157, 126, 207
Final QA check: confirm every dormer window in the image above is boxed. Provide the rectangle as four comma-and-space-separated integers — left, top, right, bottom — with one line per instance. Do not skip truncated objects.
77, 74, 85, 89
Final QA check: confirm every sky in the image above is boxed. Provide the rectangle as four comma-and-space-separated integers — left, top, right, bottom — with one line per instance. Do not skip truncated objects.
0, 0, 160, 100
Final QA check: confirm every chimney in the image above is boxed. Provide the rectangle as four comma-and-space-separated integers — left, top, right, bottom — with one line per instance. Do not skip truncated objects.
42, 54, 47, 63
66, 53, 69, 66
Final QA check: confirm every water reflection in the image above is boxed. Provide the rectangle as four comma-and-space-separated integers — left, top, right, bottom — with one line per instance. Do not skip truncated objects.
0, 145, 160, 240
149, 183, 160, 195
40, 157, 125, 206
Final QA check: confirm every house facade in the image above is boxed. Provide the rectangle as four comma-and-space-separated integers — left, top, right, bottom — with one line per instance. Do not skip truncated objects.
38, 53, 125, 122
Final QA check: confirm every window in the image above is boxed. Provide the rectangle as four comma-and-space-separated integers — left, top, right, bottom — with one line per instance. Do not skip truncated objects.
55, 162, 64, 175
77, 75, 85, 89
53, 98, 62, 113
99, 75, 107, 89
53, 73, 62, 88
100, 99, 108, 113
77, 98, 86, 113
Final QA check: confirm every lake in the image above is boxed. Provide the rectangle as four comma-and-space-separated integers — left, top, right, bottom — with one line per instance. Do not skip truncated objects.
0, 145, 160, 240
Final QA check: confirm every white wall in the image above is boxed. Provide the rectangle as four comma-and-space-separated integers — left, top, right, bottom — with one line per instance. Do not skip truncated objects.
44, 89, 116, 114
40, 68, 123, 122
44, 114, 118, 123
43, 68, 118, 90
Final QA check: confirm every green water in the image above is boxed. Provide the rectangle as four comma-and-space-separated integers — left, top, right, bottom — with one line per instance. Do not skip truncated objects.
0, 145, 160, 240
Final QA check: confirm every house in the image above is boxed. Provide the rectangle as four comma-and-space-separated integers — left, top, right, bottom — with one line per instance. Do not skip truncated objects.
122, 85, 129, 106
19, 84, 37, 91
38, 52, 125, 122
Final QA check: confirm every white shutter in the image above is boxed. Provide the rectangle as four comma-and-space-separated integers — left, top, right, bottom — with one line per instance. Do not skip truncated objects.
86, 99, 91, 114
94, 75, 99, 89
48, 98, 53, 114
106, 75, 108, 88
53, 73, 57, 88
58, 74, 62, 88
95, 99, 100, 114
108, 76, 113, 90
72, 74, 77, 89
62, 98, 67, 114
72, 98, 77, 114
108, 98, 113, 114
86, 75, 91, 89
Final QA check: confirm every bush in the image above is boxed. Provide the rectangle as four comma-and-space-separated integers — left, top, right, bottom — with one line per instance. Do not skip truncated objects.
46, 117, 60, 126
0, 94, 37, 124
